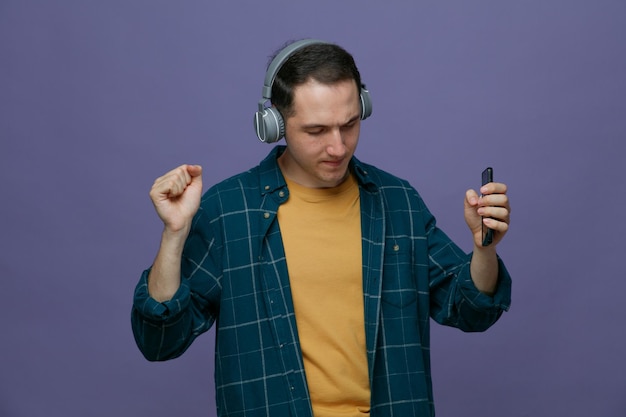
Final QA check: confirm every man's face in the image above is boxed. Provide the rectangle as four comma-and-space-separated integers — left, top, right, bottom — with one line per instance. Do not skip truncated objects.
278, 78, 361, 189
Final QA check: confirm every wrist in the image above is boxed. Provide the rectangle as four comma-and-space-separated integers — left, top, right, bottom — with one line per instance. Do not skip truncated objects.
473, 242, 497, 255
160, 226, 191, 253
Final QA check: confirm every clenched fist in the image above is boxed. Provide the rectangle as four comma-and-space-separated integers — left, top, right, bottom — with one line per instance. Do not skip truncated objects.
149, 164, 203, 234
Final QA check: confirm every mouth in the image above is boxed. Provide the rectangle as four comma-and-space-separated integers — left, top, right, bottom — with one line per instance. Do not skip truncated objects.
321, 158, 345, 168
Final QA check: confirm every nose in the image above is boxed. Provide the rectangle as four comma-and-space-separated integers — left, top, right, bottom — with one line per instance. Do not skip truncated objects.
325, 128, 347, 158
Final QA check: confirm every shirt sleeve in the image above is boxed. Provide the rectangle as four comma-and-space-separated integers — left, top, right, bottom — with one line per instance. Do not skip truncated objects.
133, 268, 192, 321
425, 207, 512, 332
458, 254, 512, 313
130, 268, 199, 361
130, 205, 221, 361
441, 254, 512, 332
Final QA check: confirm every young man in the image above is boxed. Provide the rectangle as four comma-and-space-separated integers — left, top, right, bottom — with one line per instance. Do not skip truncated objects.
132, 40, 512, 417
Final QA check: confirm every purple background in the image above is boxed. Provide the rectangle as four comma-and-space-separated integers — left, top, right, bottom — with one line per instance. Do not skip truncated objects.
1, 1, 625, 416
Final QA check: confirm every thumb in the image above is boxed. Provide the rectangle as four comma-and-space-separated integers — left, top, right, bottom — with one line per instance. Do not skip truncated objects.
187, 164, 202, 178
186, 165, 203, 190
465, 189, 479, 209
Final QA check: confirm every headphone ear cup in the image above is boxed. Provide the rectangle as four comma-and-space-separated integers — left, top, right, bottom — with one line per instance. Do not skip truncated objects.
254, 107, 285, 143
359, 86, 373, 120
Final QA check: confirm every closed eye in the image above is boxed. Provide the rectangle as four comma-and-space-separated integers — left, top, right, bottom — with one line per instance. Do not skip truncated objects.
306, 128, 325, 136
341, 121, 357, 131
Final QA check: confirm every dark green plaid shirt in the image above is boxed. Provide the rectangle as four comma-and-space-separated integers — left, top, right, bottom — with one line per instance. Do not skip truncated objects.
132, 146, 511, 417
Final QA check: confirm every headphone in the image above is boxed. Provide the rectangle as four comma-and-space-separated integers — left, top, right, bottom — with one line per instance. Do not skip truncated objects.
253, 39, 373, 143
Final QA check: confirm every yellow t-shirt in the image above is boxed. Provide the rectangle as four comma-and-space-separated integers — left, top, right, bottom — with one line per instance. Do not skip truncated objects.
278, 173, 370, 417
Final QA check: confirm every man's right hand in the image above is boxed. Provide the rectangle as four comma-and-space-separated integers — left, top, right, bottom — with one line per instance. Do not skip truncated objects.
149, 164, 203, 234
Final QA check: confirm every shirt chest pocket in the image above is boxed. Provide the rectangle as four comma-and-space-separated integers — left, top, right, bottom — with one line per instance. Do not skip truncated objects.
380, 239, 417, 308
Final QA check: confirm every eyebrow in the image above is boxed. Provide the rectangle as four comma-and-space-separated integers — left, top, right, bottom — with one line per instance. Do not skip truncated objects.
301, 115, 360, 130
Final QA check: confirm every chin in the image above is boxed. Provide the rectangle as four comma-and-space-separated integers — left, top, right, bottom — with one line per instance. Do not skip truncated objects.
321, 173, 349, 187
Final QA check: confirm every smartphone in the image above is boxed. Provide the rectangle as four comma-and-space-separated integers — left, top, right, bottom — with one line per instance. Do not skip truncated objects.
481, 167, 494, 247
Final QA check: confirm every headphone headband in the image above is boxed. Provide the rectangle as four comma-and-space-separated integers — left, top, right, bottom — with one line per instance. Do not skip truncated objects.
261, 39, 326, 100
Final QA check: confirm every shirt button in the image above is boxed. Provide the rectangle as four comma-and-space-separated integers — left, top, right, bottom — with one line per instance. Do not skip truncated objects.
393, 244, 400, 251
264, 212, 270, 219
265, 185, 270, 190
278, 191, 285, 198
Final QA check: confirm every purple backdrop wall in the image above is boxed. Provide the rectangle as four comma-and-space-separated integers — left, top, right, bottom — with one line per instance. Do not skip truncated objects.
1, 1, 625, 416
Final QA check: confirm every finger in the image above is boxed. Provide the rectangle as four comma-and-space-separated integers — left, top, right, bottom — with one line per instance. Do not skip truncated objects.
465, 189, 480, 208
480, 182, 508, 196
177, 165, 193, 187
479, 193, 510, 210
153, 165, 188, 186
478, 206, 510, 224
483, 217, 510, 233
151, 166, 193, 199
151, 178, 184, 200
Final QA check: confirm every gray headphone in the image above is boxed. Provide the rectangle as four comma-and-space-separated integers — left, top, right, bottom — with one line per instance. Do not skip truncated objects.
253, 39, 373, 143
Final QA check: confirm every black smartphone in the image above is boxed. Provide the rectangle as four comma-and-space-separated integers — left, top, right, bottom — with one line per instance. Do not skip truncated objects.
481, 167, 494, 247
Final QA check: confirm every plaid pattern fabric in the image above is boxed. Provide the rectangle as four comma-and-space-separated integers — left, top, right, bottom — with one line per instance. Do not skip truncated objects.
132, 146, 512, 417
